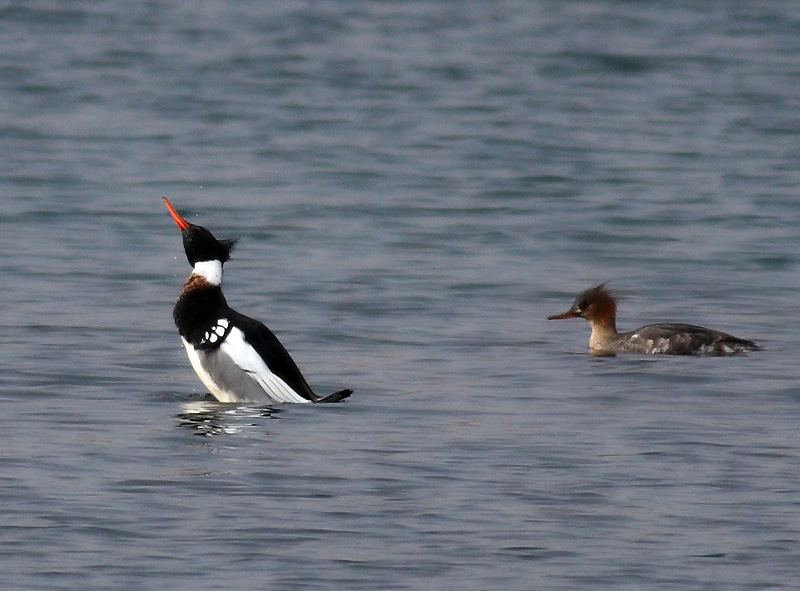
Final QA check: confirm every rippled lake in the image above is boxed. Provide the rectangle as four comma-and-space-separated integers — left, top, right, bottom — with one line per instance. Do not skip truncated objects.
2, 2, 799, 589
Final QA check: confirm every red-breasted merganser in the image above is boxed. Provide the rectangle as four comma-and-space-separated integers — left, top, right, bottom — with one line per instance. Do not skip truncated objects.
164, 197, 352, 404
547, 284, 760, 356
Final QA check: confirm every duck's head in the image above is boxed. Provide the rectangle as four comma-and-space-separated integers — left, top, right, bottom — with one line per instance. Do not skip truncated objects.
164, 197, 236, 285
548, 283, 617, 327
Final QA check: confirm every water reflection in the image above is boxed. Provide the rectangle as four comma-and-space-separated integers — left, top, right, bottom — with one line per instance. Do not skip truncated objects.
177, 400, 281, 436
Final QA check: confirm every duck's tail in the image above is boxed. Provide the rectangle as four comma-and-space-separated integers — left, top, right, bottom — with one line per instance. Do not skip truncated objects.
715, 336, 761, 355
314, 388, 353, 403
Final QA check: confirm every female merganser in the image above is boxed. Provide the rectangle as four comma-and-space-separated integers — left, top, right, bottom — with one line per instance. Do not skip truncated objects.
164, 197, 352, 404
547, 284, 760, 356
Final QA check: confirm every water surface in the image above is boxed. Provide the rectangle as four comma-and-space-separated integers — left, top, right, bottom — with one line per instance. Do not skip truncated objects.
1, 2, 799, 589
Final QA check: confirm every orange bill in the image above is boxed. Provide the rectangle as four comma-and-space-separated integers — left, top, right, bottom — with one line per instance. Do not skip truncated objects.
163, 197, 191, 231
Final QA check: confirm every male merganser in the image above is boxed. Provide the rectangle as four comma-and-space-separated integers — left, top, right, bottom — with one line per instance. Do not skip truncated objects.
547, 284, 760, 356
164, 197, 352, 404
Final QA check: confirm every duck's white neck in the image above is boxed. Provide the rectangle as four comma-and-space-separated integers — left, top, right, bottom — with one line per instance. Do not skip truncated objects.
588, 321, 620, 355
192, 260, 223, 286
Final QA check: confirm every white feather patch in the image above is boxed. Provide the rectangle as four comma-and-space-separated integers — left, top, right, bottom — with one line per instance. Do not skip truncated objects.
192, 260, 223, 286
200, 318, 230, 346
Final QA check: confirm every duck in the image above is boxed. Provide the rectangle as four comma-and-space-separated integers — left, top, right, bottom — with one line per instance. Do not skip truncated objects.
164, 197, 352, 403
547, 284, 760, 356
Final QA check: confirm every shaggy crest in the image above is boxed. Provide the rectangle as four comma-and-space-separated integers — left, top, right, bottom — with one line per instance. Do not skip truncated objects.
548, 282, 618, 329
575, 284, 617, 326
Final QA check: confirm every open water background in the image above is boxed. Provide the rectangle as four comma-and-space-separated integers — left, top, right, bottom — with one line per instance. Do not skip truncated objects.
2, 1, 800, 589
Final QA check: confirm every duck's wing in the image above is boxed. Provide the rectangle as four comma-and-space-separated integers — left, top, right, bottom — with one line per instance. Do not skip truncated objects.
624, 323, 759, 355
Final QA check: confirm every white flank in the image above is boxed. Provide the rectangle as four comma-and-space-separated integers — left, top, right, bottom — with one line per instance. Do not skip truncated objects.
181, 337, 238, 402
181, 334, 310, 404
192, 260, 223, 285
220, 328, 311, 404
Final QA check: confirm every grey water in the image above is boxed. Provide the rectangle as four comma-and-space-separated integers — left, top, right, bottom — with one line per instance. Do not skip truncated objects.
2, 1, 800, 589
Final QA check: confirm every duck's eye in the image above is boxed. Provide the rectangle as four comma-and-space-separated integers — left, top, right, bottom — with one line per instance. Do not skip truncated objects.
577, 299, 589, 311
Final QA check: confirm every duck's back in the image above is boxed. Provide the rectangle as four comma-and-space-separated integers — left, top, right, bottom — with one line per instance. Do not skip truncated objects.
620, 323, 760, 356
